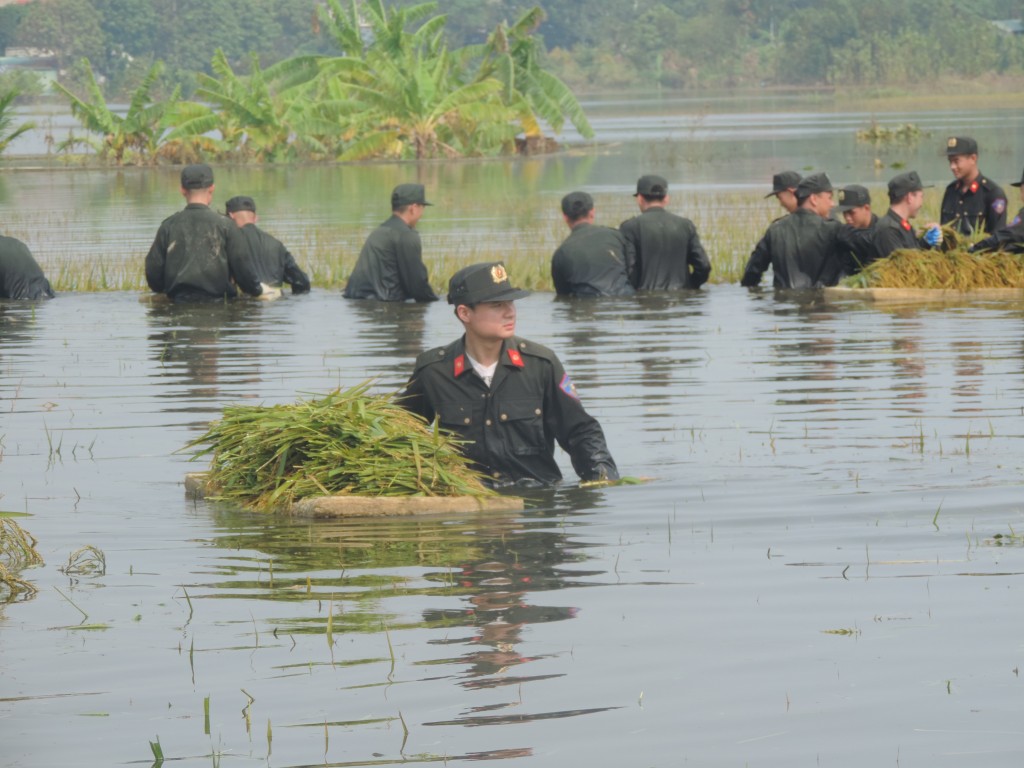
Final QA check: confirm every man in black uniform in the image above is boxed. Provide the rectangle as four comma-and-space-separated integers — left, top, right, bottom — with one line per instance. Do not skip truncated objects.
766, 171, 802, 215
835, 184, 879, 271
940, 136, 1007, 236
872, 171, 942, 260
551, 191, 634, 297
619, 174, 710, 290
402, 262, 619, 487
741, 173, 849, 289
225, 196, 310, 295
971, 164, 1024, 254
145, 164, 264, 302
343, 183, 438, 302
0, 235, 55, 300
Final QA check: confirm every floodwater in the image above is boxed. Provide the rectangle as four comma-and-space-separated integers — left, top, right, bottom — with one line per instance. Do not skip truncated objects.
3, 288, 1024, 767
3, 94, 1024, 766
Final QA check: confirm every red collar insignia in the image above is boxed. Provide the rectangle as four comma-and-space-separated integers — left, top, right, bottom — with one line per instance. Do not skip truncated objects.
901, 218, 911, 231
507, 349, 525, 368
969, 180, 979, 194
453, 354, 466, 377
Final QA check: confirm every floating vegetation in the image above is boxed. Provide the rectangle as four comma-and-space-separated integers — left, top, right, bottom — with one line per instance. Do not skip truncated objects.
821, 627, 861, 636
1, 518, 44, 601
186, 383, 494, 511
856, 120, 930, 145
60, 545, 107, 577
844, 237, 1024, 290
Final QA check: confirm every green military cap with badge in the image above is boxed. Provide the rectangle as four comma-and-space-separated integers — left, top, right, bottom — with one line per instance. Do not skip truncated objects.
945, 136, 979, 157
447, 262, 531, 306
836, 184, 870, 211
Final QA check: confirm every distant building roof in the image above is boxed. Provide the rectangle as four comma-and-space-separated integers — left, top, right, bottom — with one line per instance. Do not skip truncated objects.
992, 19, 1024, 35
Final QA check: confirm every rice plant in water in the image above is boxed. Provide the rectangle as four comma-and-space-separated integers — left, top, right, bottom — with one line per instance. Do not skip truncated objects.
186, 383, 494, 510
845, 245, 1024, 290
1, 518, 44, 600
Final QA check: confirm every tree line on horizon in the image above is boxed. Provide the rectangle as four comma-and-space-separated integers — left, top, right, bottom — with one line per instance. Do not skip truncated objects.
2, 0, 1024, 98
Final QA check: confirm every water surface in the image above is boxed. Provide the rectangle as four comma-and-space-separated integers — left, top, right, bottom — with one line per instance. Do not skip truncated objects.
2, 288, 1023, 767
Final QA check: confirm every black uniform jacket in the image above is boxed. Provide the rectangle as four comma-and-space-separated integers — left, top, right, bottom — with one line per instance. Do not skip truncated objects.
343, 215, 438, 302
872, 209, 931, 260
0, 235, 55, 300
971, 206, 1024, 254
238, 223, 310, 293
741, 208, 848, 288
402, 335, 619, 486
551, 223, 635, 297
145, 203, 263, 301
843, 214, 880, 272
619, 207, 711, 290
940, 173, 1007, 236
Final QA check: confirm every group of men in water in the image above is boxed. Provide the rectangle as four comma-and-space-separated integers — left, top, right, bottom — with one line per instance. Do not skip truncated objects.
4, 140, 1024, 487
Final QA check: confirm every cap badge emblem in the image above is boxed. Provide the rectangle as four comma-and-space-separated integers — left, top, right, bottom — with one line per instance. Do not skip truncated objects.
838, 191, 846, 203
948, 138, 957, 148
490, 265, 508, 284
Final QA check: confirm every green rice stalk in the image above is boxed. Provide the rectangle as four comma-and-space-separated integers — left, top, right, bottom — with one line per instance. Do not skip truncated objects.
185, 383, 494, 510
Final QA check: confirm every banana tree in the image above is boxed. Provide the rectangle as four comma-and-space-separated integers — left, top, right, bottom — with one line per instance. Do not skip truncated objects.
461, 6, 594, 141
0, 90, 36, 157
52, 59, 177, 164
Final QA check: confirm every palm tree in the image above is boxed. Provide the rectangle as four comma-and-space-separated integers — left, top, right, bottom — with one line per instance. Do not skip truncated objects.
52, 59, 177, 164
0, 90, 36, 157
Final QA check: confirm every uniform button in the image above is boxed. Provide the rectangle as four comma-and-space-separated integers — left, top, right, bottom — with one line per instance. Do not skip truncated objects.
463, 417, 471, 425
519, 342, 526, 350
485, 419, 492, 426
438, 350, 444, 357
493, 472, 501, 479
500, 413, 508, 421
534, 408, 541, 416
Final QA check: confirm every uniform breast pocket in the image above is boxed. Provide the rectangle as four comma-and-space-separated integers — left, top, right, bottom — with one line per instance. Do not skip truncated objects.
437, 401, 481, 431
495, 398, 546, 456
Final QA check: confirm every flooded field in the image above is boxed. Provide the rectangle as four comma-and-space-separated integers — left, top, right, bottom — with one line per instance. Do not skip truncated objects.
3, 287, 1024, 767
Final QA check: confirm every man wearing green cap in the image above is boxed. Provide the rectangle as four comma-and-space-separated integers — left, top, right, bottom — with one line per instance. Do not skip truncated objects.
971, 165, 1024, 254
835, 184, 879, 271
871, 171, 941, 260
0, 234, 55, 300
225, 195, 310, 295
402, 262, 619, 486
940, 136, 1007, 236
767, 171, 802, 215
145, 163, 264, 302
551, 191, 634, 297
343, 183, 438, 302
741, 172, 851, 289
619, 174, 710, 291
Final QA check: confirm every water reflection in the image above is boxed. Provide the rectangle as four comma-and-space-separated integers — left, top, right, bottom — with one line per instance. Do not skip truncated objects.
145, 299, 266, 415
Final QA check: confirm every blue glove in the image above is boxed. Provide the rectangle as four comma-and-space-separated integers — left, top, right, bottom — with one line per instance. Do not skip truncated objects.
923, 226, 941, 247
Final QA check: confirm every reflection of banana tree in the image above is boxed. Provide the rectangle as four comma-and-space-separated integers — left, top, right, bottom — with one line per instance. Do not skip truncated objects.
461, 6, 594, 141
52, 59, 176, 164
165, 50, 329, 162
339, 47, 513, 160
0, 90, 35, 157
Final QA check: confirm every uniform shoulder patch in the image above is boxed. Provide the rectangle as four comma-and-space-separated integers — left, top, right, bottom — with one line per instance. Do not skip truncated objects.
992, 198, 1007, 215
559, 373, 580, 400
